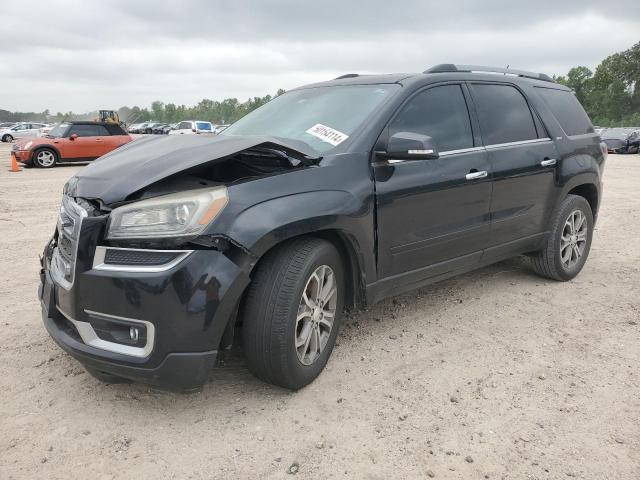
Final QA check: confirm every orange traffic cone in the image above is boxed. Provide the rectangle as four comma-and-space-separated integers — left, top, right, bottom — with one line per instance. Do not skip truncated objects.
10, 154, 21, 172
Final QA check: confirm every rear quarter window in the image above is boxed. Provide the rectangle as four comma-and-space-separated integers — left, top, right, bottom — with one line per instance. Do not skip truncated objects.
105, 124, 127, 135
535, 87, 594, 136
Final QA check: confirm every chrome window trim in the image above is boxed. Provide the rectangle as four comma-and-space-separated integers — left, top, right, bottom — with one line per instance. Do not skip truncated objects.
484, 138, 552, 150
373, 138, 554, 165
57, 306, 155, 358
92, 246, 193, 273
439, 146, 485, 156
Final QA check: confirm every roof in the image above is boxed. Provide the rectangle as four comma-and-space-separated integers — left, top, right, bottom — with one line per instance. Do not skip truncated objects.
295, 65, 564, 91
66, 121, 113, 126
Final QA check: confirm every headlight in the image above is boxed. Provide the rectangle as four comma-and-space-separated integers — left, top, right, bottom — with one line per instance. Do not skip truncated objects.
23, 141, 33, 150
106, 187, 228, 240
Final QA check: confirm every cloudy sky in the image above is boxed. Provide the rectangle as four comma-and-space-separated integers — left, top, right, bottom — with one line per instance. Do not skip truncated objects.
1, 0, 638, 113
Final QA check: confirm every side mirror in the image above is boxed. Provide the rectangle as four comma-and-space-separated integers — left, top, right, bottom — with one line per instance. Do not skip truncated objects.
69, 133, 78, 141
384, 132, 439, 160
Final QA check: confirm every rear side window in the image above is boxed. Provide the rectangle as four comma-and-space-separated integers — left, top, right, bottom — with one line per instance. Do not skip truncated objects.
471, 84, 538, 145
69, 124, 110, 137
536, 88, 594, 136
389, 84, 473, 152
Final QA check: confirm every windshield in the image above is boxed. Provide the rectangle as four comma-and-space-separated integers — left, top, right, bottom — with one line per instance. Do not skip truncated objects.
222, 84, 400, 153
47, 123, 70, 138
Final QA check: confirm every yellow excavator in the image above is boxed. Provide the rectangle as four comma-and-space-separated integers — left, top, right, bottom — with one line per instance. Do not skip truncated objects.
95, 110, 122, 125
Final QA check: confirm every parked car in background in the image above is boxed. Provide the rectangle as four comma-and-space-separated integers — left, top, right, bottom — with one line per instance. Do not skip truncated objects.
11, 121, 132, 168
39, 64, 605, 391
127, 123, 144, 134
1, 122, 47, 142
0, 122, 16, 129
38, 124, 56, 137
133, 122, 154, 134
161, 123, 178, 134
601, 128, 640, 154
151, 123, 170, 134
169, 120, 215, 135
141, 122, 163, 134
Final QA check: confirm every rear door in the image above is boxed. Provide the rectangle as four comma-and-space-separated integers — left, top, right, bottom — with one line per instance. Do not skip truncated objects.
468, 83, 559, 258
374, 83, 492, 280
65, 124, 110, 159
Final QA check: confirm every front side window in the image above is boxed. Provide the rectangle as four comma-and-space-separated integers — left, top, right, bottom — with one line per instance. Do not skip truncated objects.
69, 124, 110, 137
223, 84, 400, 154
47, 123, 70, 138
389, 84, 474, 152
179, 121, 192, 129
471, 84, 538, 145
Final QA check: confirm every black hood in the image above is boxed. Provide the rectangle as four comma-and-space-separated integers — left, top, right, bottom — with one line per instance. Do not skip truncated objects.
65, 134, 318, 205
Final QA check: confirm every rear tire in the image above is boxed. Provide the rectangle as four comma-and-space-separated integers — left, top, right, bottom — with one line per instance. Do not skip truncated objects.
241, 237, 344, 390
531, 194, 594, 281
33, 148, 57, 168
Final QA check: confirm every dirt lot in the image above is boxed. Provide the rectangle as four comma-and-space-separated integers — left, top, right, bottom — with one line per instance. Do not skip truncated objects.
0, 141, 638, 480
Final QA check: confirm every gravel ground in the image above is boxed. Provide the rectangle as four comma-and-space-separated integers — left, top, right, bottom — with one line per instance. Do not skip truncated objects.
0, 142, 639, 479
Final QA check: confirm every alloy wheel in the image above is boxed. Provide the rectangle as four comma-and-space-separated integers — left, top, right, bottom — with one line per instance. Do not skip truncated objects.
560, 209, 588, 268
36, 150, 55, 167
295, 265, 337, 365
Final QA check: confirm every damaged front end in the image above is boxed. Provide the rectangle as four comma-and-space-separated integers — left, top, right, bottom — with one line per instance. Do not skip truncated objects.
40, 135, 323, 390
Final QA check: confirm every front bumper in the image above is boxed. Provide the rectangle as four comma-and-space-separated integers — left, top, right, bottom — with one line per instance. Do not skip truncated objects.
39, 227, 251, 390
12, 150, 32, 163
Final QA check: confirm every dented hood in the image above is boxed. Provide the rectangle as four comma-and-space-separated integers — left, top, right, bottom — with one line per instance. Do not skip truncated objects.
67, 134, 317, 205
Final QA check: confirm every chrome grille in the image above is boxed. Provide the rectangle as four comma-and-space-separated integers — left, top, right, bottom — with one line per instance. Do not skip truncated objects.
50, 196, 87, 289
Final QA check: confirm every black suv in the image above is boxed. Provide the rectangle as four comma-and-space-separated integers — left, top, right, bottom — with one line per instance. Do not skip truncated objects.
39, 65, 606, 391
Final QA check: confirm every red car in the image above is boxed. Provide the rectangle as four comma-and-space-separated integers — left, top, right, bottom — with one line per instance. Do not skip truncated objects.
12, 121, 133, 168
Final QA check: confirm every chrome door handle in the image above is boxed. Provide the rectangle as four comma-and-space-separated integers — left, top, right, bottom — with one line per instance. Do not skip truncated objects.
540, 158, 557, 167
465, 170, 488, 180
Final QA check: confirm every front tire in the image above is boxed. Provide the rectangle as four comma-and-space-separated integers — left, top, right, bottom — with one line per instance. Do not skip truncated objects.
241, 238, 344, 390
2, 134, 13, 143
33, 148, 57, 168
531, 194, 594, 281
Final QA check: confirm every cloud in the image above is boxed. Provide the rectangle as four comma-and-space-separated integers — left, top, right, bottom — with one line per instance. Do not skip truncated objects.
0, 0, 637, 112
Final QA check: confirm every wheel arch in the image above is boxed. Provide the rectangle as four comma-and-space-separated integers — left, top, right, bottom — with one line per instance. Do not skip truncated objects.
567, 183, 598, 219
218, 228, 366, 351
33, 144, 61, 159
246, 228, 366, 311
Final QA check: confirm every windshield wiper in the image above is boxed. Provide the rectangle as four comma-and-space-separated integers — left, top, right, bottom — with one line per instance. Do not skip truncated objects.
243, 147, 322, 168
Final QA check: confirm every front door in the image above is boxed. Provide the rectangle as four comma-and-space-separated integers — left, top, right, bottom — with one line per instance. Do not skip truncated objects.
374, 84, 492, 282
63, 124, 109, 160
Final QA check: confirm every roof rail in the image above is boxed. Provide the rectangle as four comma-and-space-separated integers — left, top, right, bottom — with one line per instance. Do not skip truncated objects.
424, 64, 555, 83
334, 73, 360, 79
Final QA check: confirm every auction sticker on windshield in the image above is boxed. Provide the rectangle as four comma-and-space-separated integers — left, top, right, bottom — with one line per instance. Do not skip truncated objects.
305, 124, 349, 146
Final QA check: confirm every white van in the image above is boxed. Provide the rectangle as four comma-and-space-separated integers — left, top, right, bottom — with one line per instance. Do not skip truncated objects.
169, 120, 215, 135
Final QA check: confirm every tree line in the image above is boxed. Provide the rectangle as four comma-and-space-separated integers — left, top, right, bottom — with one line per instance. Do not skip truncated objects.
0, 89, 286, 126
1, 41, 638, 127
554, 41, 639, 127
